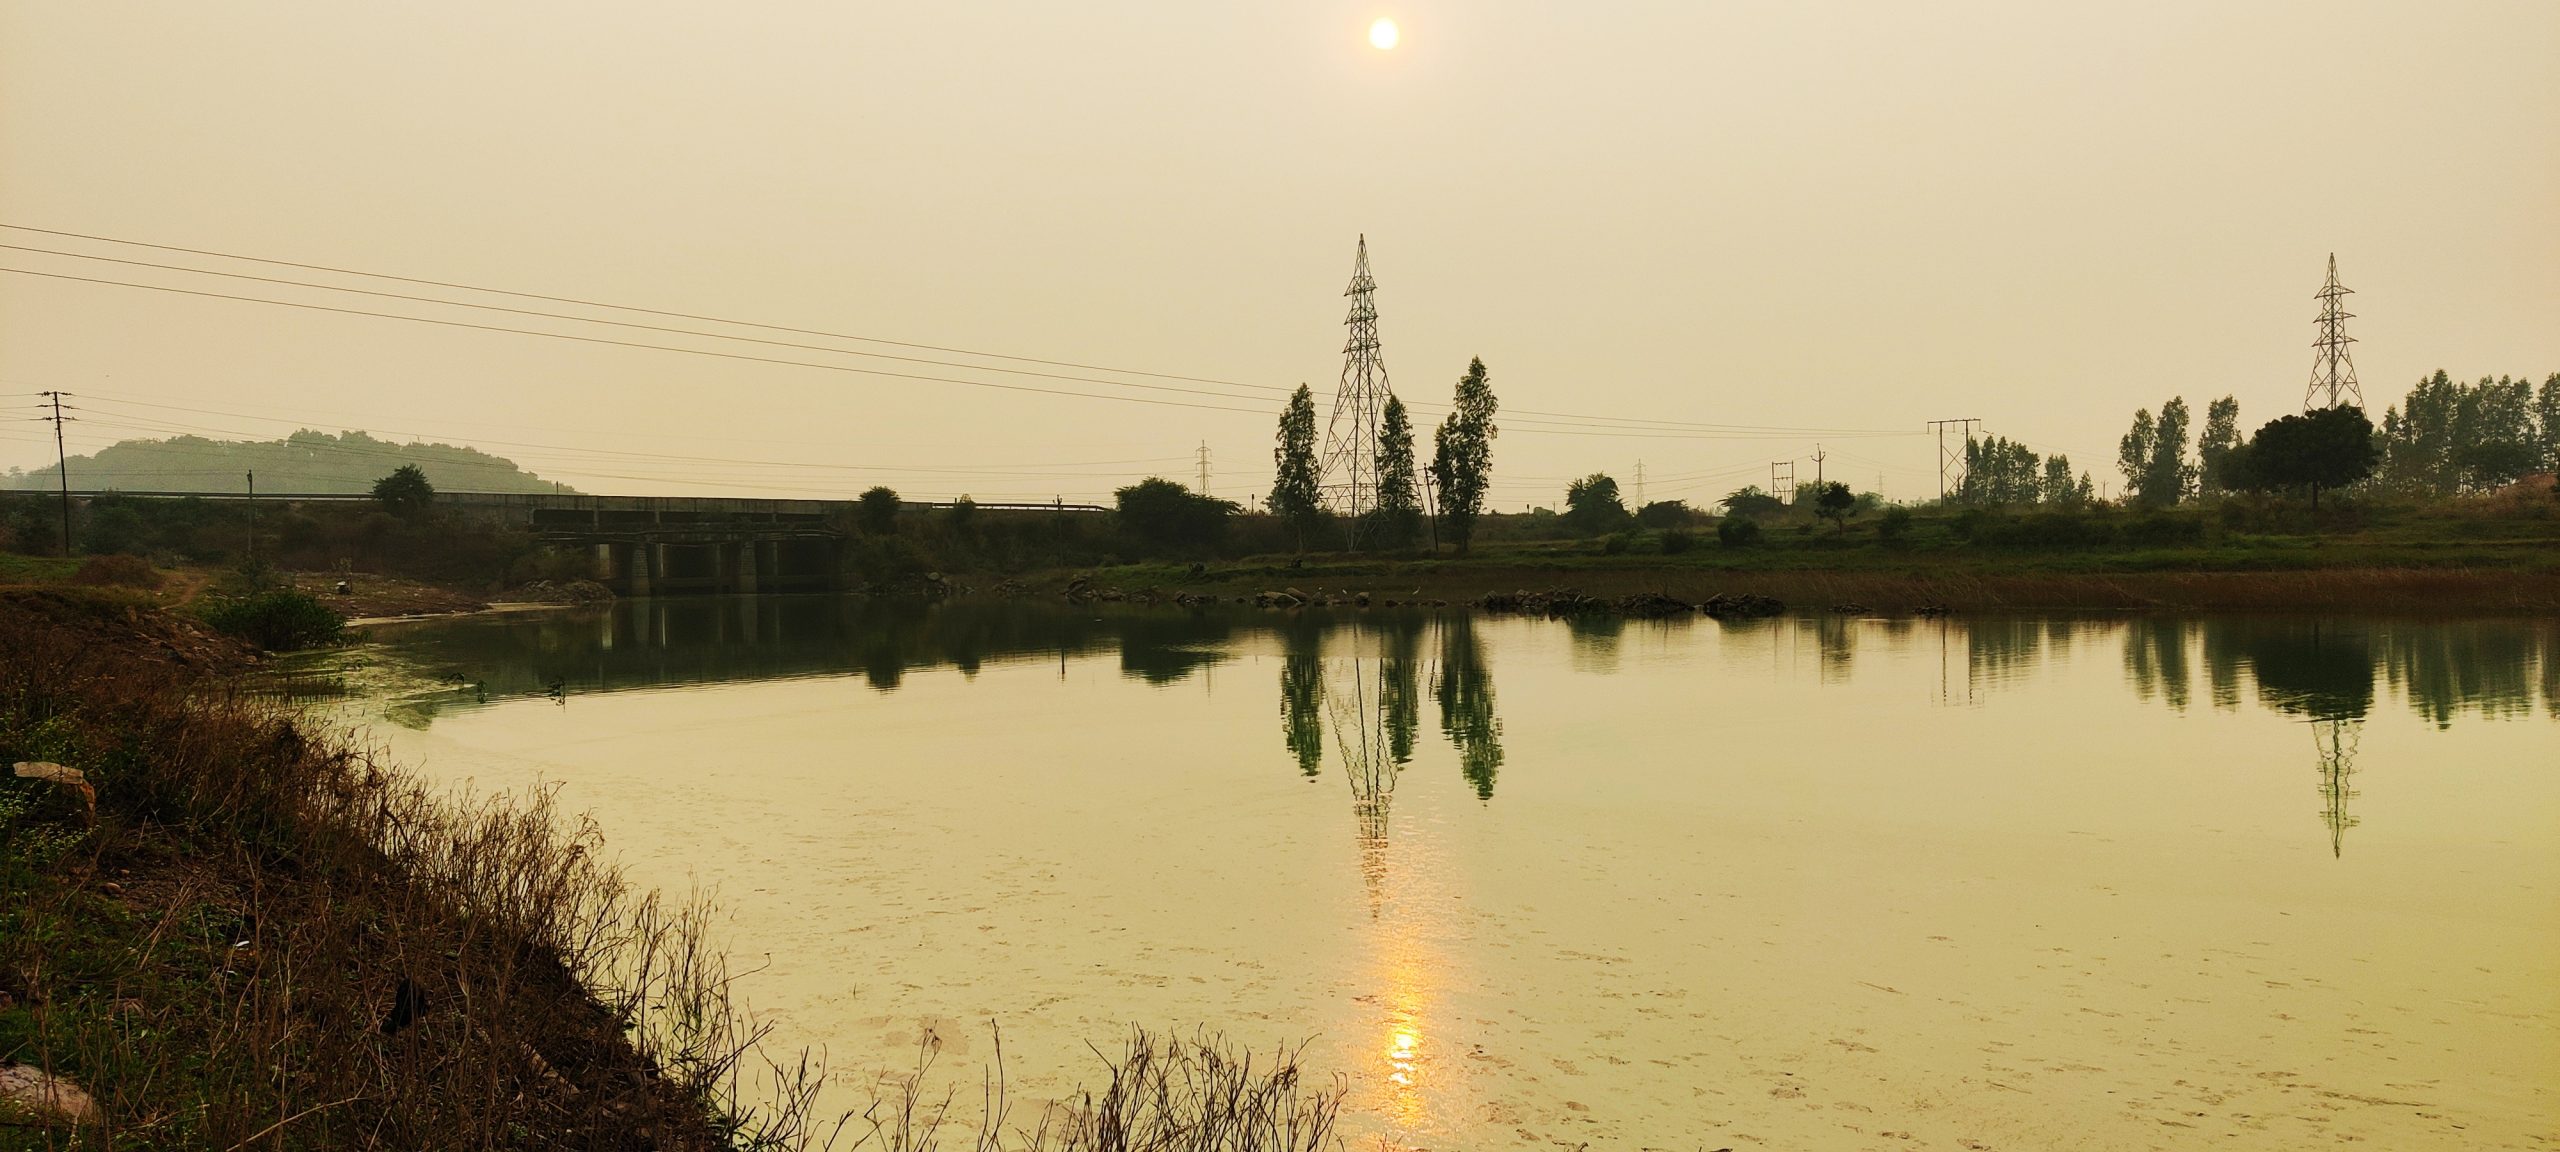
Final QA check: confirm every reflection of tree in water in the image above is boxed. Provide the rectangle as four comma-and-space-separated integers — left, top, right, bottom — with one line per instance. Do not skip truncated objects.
1379, 618, 1423, 767
2546, 622, 2560, 720
1965, 618, 2047, 690
1814, 614, 1854, 682
2382, 622, 2543, 730
2121, 619, 2194, 711
1434, 617, 1503, 800
2206, 620, 2376, 857
1564, 613, 1623, 675
1279, 620, 1326, 778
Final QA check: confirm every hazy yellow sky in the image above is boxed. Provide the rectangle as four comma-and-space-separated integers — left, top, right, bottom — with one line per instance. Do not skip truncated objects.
3, 2, 2555, 504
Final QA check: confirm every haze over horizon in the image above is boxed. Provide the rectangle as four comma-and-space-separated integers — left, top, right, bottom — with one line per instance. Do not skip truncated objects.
3, 1, 2554, 506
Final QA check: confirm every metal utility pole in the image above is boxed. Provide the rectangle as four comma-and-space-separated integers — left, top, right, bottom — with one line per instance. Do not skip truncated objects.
37, 391, 72, 556
1926, 418, 1982, 502
1771, 460, 1795, 503
2306, 253, 2362, 410
1634, 460, 1647, 506
1318, 235, 1395, 548
1196, 441, 1212, 495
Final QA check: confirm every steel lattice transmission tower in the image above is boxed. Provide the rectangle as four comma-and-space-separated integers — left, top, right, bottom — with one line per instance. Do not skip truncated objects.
2305, 253, 2362, 410
1319, 235, 1395, 547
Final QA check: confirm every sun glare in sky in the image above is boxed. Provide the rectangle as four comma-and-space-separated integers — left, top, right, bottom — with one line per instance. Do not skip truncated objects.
1369, 17, 1399, 50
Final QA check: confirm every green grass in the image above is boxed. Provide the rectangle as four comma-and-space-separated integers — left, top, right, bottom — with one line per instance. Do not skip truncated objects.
0, 552, 78, 584
1060, 496, 2560, 614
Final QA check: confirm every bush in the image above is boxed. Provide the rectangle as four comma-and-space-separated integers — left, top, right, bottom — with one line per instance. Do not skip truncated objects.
1600, 532, 1632, 555
1660, 528, 1697, 554
1716, 518, 1762, 547
71, 553, 162, 589
1877, 506, 1914, 541
198, 588, 346, 650
2121, 513, 2206, 547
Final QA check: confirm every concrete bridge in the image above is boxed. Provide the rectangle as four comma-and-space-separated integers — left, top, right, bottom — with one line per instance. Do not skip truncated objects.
49, 489, 1109, 596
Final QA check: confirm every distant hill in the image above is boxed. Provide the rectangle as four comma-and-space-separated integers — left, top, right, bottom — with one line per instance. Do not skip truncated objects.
3, 429, 567, 495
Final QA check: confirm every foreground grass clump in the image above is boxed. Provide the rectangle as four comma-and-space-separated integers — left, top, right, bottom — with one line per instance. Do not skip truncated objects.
195, 587, 346, 651
837, 1026, 1343, 1152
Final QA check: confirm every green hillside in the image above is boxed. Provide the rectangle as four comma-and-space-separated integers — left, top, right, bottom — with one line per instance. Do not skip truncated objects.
3, 429, 566, 495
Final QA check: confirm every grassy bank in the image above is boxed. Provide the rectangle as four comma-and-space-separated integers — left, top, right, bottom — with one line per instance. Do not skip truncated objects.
0, 589, 830, 1149
1062, 493, 2560, 615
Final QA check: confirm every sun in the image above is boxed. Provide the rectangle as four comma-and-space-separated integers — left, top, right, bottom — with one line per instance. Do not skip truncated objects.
1369, 17, 1399, 50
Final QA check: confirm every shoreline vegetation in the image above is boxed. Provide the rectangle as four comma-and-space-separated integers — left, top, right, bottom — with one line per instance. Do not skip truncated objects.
0, 588, 1346, 1150
9, 476, 2560, 629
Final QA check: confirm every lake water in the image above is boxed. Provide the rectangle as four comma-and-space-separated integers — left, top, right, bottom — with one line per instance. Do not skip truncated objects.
347, 598, 2558, 1150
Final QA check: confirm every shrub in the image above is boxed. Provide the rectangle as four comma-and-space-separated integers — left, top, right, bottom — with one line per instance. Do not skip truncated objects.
2120, 514, 2206, 547
71, 553, 162, 589
1716, 517, 1762, 547
1600, 531, 1632, 555
1877, 506, 1914, 541
1660, 528, 1697, 554
198, 588, 346, 650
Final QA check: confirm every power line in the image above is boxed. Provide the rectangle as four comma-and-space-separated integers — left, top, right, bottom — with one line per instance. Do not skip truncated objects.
0, 264, 1277, 416
0, 223, 1926, 438
0, 241, 1286, 408
0, 223, 1284, 394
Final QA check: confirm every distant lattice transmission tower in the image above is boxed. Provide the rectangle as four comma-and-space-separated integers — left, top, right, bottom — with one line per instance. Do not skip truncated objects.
1319, 235, 1394, 547
2306, 253, 2362, 410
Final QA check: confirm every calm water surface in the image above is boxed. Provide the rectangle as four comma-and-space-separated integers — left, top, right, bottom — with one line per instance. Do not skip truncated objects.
349, 598, 2558, 1150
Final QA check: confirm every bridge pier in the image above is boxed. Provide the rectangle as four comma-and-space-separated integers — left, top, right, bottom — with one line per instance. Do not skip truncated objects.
629, 540, 655, 597
734, 539, 761, 594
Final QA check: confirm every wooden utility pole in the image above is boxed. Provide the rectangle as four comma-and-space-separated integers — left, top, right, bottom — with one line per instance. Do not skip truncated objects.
38, 391, 71, 555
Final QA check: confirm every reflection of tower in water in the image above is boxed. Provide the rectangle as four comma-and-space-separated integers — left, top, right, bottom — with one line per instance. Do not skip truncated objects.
2313, 716, 2360, 858
1329, 656, 1401, 913
2213, 620, 2376, 857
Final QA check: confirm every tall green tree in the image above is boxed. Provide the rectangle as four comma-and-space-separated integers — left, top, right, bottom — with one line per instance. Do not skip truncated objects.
1562, 473, 1630, 534
2119, 399, 2194, 506
2040, 454, 2094, 507
1813, 480, 1857, 532
372, 464, 435, 518
2537, 373, 2560, 473
1956, 436, 2041, 505
1269, 384, 1324, 549
2146, 397, 2196, 505
2198, 395, 2242, 496
1373, 395, 1422, 547
2244, 405, 2379, 511
2116, 408, 2155, 503
1428, 358, 1498, 554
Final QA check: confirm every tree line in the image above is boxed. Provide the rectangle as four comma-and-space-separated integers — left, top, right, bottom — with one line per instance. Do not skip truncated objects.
2097, 372, 2558, 511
